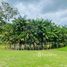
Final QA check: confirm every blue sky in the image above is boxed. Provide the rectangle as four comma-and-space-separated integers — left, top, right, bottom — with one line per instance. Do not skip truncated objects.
1, 0, 67, 25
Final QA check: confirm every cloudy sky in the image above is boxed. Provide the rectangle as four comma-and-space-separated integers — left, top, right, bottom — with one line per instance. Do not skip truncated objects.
1, 0, 67, 25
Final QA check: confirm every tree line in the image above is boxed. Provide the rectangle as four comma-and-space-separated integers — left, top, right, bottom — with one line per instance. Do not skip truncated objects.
0, 2, 67, 50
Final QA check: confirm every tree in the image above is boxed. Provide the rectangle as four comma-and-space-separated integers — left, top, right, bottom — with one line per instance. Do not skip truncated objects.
0, 2, 19, 21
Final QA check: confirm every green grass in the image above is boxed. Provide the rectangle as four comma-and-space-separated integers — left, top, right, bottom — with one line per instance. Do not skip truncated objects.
0, 46, 67, 67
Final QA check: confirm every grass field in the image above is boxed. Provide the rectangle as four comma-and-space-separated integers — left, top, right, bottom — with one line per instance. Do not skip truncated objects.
0, 46, 67, 67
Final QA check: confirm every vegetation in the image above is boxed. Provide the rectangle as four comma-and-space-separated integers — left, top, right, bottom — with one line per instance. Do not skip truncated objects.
0, 47, 67, 67
0, 2, 67, 50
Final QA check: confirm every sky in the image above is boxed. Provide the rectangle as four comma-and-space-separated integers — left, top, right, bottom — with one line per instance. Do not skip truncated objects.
1, 0, 67, 25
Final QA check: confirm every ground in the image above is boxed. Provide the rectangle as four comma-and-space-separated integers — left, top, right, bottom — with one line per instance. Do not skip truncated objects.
0, 45, 67, 67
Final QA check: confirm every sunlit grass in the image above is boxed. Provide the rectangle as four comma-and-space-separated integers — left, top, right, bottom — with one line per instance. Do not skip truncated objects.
0, 45, 67, 67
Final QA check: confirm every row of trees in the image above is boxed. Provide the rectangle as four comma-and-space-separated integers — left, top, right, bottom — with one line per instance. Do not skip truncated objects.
0, 2, 67, 50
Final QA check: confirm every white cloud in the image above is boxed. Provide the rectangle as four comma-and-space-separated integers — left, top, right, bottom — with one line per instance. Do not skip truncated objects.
1, 0, 67, 25
40, 10, 67, 25
16, 2, 67, 25
15, 2, 41, 18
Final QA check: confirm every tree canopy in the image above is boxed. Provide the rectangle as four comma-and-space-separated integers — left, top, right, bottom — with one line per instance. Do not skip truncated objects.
0, 2, 67, 50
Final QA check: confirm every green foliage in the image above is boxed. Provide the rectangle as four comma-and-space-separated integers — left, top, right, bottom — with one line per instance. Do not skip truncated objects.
1, 17, 67, 50
0, 2, 67, 50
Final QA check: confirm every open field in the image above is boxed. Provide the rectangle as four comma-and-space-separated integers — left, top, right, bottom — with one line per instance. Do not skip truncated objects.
0, 46, 67, 67
0, 1, 67, 67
